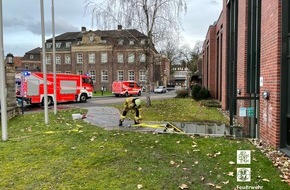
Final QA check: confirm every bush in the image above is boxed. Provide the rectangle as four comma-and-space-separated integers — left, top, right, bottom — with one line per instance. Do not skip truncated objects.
200, 99, 221, 108
191, 85, 210, 101
175, 89, 189, 98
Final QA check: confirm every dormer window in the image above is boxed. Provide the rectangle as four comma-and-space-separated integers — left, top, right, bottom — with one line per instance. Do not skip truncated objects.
46, 43, 52, 49
118, 39, 124, 45
140, 39, 146, 45
56, 42, 62, 48
129, 40, 135, 45
30, 55, 34, 59
66, 42, 71, 48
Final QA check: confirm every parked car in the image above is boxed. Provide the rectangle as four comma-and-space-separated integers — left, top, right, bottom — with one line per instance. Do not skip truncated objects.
112, 80, 142, 97
154, 86, 167, 93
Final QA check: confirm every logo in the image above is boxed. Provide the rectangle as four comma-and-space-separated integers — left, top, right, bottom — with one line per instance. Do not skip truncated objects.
237, 150, 251, 182
237, 168, 251, 182
237, 150, 251, 164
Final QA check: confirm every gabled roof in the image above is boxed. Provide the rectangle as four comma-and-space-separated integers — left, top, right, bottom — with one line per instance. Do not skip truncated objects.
26, 47, 42, 54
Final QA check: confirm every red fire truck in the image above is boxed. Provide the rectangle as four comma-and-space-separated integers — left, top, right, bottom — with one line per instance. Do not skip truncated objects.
16, 72, 94, 105
112, 80, 142, 97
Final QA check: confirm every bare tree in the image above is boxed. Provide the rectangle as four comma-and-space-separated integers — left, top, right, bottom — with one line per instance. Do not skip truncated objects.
84, 0, 187, 107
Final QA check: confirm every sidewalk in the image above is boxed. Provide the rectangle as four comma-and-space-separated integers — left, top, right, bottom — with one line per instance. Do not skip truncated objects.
83, 106, 157, 132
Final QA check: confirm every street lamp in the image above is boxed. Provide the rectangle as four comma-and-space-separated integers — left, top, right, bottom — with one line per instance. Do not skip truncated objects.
6, 53, 14, 64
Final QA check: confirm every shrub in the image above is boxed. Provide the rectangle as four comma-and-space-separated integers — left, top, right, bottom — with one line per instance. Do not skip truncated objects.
175, 89, 189, 98
191, 85, 211, 101
200, 99, 221, 108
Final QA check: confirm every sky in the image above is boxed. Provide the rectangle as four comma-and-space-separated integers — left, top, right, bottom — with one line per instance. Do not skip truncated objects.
2, 0, 222, 56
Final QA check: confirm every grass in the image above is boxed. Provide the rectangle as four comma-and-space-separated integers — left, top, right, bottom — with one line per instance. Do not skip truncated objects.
115, 98, 228, 124
0, 99, 289, 189
93, 90, 113, 97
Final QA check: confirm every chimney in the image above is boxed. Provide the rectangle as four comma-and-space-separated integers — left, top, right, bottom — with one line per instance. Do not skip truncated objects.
117, 25, 122, 30
81, 26, 86, 33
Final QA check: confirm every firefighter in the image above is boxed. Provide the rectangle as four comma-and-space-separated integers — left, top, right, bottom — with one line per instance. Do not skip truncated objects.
119, 97, 142, 126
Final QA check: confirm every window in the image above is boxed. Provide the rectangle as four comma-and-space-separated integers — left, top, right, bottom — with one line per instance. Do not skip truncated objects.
56, 42, 62, 48
25, 64, 29, 69
89, 70, 96, 82
46, 43, 52, 49
117, 53, 124, 63
56, 55, 61, 64
77, 70, 83, 75
128, 70, 135, 81
65, 71, 71, 74
118, 70, 124, 81
140, 39, 146, 45
46, 55, 51, 64
101, 52, 108, 63
30, 55, 34, 59
139, 70, 146, 81
66, 42, 71, 48
129, 40, 135, 45
89, 53, 95, 64
101, 70, 108, 82
33, 64, 38, 69
118, 39, 124, 45
77, 53, 83, 64
128, 53, 135, 63
65, 54, 71, 64
139, 53, 146, 62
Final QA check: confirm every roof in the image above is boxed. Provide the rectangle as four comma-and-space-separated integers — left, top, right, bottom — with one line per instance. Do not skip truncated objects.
46, 28, 147, 42
13, 56, 22, 67
26, 47, 42, 54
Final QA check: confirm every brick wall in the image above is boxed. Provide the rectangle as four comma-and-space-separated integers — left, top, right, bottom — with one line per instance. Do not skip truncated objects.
259, 0, 281, 148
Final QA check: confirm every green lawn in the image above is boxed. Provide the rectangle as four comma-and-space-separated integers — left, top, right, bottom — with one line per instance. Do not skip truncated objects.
93, 90, 113, 97
0, 99, 289, 189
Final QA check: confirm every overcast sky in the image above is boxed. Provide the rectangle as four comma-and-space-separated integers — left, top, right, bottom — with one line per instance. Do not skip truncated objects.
2, 0, 222, 56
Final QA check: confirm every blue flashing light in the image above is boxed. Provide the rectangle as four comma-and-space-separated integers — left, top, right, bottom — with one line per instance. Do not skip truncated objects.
23, 71, 31, 76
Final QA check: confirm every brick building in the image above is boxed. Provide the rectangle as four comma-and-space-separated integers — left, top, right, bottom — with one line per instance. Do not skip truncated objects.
20, 26, 170, 91
202, 0, 290, 155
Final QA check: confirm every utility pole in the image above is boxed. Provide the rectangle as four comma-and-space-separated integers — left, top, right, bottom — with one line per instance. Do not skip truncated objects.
40, 0, 49, 124
0, 0, 8, 141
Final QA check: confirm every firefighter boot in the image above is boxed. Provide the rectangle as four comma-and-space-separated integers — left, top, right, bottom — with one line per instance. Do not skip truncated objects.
119, 119, 123, 127
134, 119, 140, 125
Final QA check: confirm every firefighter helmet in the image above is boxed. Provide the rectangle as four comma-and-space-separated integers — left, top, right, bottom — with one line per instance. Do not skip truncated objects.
135, 99, 141, 107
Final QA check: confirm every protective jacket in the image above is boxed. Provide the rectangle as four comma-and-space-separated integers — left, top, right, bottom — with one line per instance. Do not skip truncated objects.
120, 97, 142, 124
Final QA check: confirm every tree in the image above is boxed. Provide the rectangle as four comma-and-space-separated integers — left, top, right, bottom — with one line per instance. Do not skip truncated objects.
85, 0, 187, 107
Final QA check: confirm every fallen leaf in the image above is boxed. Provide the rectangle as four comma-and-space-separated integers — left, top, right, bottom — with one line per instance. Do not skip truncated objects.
228, 172, 234, 176
170, 160, 176, 165
176, 141, 180, 144
179, 184, 188, 189
90, 136, 96, 141
201, 176, 205, 181
206, 183, 215, 187
137, 184, 143, 189
222, 180, 229, 184
215, 185, 222, 189
262, 178, 270, 182
229, 161, 235, 165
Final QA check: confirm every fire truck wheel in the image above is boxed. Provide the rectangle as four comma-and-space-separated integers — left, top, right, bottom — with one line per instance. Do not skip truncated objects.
80, 94, 87, 103
125, 92, 129, 97
138, 91, 141, 96
41, 96, 52, 106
